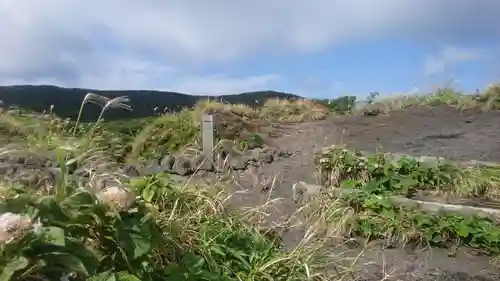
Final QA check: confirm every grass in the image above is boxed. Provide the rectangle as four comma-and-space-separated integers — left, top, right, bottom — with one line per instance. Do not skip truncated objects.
0, 94, 348, 281
315, 145, 500, 200
355, 84, 500, 116
313, 145, 500, 254
2, 85, 500, 280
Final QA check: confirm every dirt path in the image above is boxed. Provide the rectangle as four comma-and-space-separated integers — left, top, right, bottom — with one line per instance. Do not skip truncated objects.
231, 105, 500, 280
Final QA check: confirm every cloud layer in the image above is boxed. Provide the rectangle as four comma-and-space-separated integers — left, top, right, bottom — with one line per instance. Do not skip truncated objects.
424, 47, 486, 76
1, 0, 499, 93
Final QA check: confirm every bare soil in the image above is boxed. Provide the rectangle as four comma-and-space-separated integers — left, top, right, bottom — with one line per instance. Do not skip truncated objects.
230, 105, 500, 280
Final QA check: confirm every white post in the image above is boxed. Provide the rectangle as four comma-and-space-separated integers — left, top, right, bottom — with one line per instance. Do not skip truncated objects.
202, 114, 215, 154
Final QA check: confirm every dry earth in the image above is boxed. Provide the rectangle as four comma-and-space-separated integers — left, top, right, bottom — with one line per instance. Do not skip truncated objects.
230, 105, 500, 281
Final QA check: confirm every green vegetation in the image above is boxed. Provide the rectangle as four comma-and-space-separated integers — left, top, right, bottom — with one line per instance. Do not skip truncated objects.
0, 92, 335, 281
357, 84, 500, 116
0, 173, 330, 281
2, 83, 500, 280
314, 145, 500, 254
0, 85, 300, 122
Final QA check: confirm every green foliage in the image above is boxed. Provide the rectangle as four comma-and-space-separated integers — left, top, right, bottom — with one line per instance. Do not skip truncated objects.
313, 96, 356, 114
129, 110, 200, 160
0, 85, 300, 122
0, 182, 164, 281
339, 191, 500, 254
0, 173, 325, 281
316, 146, 499, 198
316, 146, 500, 254
236, 132, 265, 151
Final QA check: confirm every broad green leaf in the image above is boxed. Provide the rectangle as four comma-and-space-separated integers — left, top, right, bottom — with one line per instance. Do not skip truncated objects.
64, 190, 96, 206
0, 256, 29, 281
38, 197, 72, 223
39, 252, 89, 277
87, 270, 116, 281
130, 231, 152, 259
141, 184, 157, 202
42, 226, 65, 246
455, 222, 470, 238
116, 272, 141, 281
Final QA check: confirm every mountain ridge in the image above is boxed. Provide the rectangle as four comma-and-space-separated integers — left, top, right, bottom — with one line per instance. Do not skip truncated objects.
0, 85, 302, 121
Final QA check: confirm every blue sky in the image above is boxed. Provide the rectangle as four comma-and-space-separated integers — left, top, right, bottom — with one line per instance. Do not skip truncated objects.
1, 0, 500, 99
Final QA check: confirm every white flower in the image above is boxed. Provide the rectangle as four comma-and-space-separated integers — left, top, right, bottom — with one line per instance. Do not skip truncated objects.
32, 218, 43, 236
60, 272, 76, 281
97, 185, 136, 211
0, 212, 32, 245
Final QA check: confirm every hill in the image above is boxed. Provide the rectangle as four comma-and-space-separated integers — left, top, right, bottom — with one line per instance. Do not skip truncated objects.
0, 85, 301, 121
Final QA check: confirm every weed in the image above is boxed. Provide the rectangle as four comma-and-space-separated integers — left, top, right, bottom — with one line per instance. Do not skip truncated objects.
315, 145, 500, 254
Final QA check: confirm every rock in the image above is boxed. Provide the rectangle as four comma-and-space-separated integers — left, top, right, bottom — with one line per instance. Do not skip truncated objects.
0, 163, 18, 175
191, 153, 215, 172
0, 152, 53, 167
172, 156, 194, 176
161, 155, 175, 171
218, 139, 240, 157
88, 175, 119, 193
15, 169, 42, 187
169, 174, 188, 184
138, 163, 165, 176
256, 148, 275, 164
1, 165, 59, 190
123, 164, 140, 177
228, 155, 250, 170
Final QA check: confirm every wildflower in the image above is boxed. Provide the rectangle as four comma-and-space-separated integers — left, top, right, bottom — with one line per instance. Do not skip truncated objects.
83, 92, 111, 107
32, 218, 43, 236
0, 212, 32, 245
97, 185, 136, 211
103, 96, 132, 112
60, 272, 76, 281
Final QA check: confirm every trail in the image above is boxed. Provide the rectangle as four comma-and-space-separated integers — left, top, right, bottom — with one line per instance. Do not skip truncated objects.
230, 106, 500, 280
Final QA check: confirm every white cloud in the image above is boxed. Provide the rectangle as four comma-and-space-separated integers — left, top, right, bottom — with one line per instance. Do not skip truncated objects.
165, 74, 280, 95
424, 46, 485, 76
0, 0, 499, 91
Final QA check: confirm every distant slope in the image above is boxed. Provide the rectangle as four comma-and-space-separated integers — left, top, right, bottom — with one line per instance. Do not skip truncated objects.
0, 85, 301, 121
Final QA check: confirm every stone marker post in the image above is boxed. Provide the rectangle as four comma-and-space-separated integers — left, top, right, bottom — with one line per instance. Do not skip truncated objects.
202, 114, 215, 155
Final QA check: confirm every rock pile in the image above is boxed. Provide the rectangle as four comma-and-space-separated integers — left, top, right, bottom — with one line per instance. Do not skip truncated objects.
0, 144, 293, 190
125, 146, 293, 177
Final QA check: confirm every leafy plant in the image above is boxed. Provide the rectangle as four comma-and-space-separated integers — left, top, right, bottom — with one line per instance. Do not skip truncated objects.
316, 146, 500, 254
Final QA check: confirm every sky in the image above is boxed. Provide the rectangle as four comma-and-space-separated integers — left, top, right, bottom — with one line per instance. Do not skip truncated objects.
1, 1, 500, 99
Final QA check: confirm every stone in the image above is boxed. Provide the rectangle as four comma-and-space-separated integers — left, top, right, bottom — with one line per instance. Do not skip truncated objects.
138, 164, 164, 176
191, 153, 215, 172
88, 175, 118, 193
123, 164, 140, 177
257, 149, 274, 164
161, 155, 175, 171
228, 155, 250, 170
0, 163, 18, 175
218, 139, 240, 157
172, 156, 194, 176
